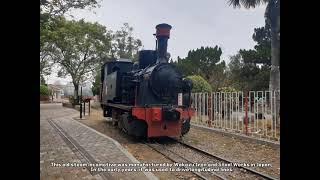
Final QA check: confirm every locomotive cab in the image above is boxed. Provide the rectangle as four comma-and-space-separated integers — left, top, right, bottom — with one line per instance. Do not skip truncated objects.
101, 60, 133, 104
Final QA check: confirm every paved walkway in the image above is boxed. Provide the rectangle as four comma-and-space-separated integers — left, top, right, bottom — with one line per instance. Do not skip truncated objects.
40, 103, 158, 180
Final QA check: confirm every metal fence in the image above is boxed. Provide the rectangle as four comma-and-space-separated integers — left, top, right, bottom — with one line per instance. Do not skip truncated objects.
191, 91, 280, 142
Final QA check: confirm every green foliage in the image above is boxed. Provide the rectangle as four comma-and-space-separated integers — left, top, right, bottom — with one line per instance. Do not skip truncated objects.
40, 0, 100, 18
40, 0, 101, 79
91, 70, 101, 96
40, 15, 57, 78
227, 0, 268, 9
175, 46, 227, 91
48, 17, 112, 97
40, 85, 50, 96
177, 46, 223, 77
239, 25, 271, 65
217, 87, 237, 92
227, 53, 270, 91
225, 24, 273, 91
186, 75, 212, 93
227, 0, 280, 93
91, 23, 142, 95
40, 75, 46, 85
111, 23, 142, 60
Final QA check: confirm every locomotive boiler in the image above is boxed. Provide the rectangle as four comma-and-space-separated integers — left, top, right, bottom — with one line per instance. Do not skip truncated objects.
100, 23, 194, 138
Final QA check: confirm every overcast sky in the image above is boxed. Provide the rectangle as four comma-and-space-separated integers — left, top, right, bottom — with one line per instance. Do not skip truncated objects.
47, 0, 266, 85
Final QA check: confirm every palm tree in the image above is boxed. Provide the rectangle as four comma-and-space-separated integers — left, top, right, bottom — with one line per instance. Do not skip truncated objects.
227, 0, 280, 122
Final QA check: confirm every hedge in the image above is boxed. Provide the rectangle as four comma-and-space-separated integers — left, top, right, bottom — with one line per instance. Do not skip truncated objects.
185, 75, 212, 93
40, 85, 50, 96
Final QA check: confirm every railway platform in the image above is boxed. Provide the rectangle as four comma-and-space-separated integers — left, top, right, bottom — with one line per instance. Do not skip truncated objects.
40, 103, 158, 180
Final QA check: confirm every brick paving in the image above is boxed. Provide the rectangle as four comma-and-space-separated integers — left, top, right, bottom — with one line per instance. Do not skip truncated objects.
40, 104, 158, 180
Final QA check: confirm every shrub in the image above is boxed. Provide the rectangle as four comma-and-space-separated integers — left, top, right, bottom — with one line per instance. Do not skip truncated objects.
186, 75, 212, 93
40, 85, 50, 96
69, 96, 78, 105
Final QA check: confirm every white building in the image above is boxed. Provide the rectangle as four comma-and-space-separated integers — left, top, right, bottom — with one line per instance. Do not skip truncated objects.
62, 82, 93, 97
47, 84, 64, 101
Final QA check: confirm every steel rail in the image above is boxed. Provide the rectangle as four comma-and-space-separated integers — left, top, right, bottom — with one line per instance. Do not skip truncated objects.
145, 141, 227, 180
174, 139, 279, 180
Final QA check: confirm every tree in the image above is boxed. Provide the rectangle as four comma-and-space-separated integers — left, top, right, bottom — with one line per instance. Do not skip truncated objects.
90, 56, 113, 99
49, 17, 112, 103
226, 25, 272, 91
91, 68, 101, 96
41, 76, 47, 85
174, 56, 194, 76
186, 75, 212, 93
40, 0, 100, 18
40, 53, 52, 84
40, 36, 55, 83
90, 23, 143, 97
227, 52, 270, 91
252, 25, 271, 65
175, 46, 227, 90
40, 0, 102, 84
111, 23, 142, 61
239, 25, 271, 65
207, 61, 228, 91
227, 0, 280, 118
228, 54, 247, 90
40, 16, 57, 82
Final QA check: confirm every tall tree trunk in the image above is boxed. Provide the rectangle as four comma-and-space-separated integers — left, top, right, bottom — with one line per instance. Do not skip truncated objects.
269, 14, 280, 124
73, 83, 79, 104
269, 31, 280, 91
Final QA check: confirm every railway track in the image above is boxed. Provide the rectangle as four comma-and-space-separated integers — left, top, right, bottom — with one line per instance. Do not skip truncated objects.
47, 118, 114, 180
145, 142, 225, 180
145, 138, 279, 180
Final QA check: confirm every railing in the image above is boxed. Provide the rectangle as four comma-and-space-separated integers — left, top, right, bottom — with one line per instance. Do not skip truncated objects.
191, 91, 280, 142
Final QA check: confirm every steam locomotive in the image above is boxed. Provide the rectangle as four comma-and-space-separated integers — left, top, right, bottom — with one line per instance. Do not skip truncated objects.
100, 24, 194, 138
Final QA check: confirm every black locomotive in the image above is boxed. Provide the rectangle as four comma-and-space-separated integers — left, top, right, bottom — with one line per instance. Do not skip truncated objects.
100, 23, 194, 138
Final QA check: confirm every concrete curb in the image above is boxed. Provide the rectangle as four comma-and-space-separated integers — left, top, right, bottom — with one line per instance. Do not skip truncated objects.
191, 124, 280, 148
72, 116, 159, 180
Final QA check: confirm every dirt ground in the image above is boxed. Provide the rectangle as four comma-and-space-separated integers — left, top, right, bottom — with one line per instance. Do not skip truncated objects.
76, 106, 279, 179
183, 128, 280, 178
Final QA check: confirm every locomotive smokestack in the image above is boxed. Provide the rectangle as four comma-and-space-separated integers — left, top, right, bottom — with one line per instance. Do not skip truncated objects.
155, 23, 172, 63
